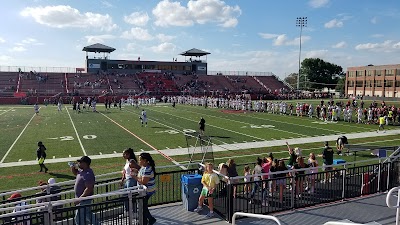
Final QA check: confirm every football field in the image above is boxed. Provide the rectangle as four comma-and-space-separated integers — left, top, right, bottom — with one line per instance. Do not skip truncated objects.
1, 101, 400, 191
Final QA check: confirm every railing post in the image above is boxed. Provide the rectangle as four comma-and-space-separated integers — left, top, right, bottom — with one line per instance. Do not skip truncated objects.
387, 163, 391, 190
44, 202, 53, 225
342, 169, 346, 200
291, 175, 295, 209
227, 181, 234, 223
128, 191, 133, 225
138, 190, 144, 225
377, 164, 381, 192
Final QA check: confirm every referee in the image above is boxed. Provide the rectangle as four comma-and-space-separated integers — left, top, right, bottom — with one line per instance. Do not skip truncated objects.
199, 117, 206, 135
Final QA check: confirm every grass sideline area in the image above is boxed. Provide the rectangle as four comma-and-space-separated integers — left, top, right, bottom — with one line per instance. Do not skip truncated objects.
0, 99, 399, 192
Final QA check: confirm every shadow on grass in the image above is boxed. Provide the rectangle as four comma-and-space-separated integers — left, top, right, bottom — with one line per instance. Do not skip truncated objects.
209, 135, 231, 139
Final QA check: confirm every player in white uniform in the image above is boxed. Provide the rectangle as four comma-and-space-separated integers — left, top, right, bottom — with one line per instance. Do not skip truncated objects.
34, 103, 39, 115
308, 104, 313, 118
140, 109, 147, 127
357, 108, 363, 124
57, 101, 62, 112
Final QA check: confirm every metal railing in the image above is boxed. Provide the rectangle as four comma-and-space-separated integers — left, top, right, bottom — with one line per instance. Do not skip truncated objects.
386, 187, 400, 225
0, 66, 78, 73
0, 186, 146, 225
232, 212, 282, 225
208, 71, 274, 76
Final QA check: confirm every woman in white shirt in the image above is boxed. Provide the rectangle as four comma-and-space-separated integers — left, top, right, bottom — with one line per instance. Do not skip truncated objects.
121, 148, 140, 188
249, 158, 263, 205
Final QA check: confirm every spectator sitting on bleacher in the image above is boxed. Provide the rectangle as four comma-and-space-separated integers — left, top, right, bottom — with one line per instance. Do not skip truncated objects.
7, 193, 30, 225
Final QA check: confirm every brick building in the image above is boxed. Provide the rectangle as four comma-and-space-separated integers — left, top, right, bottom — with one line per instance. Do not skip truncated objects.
346, 64, 400, 97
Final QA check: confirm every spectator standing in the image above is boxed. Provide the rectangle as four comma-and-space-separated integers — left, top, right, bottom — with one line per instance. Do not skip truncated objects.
36, 141, 48, 173
307, 153, 318, 193
131, 153, 157, 225
249, 157, 263, 205
121, 148, 140, 212
275, 160, 288, 203
285, 142, 297, 168
226, 159, 239, 198
322, 141, 334, 183
70, 156, 99, 225
194, 162, 219, 218
243, 165, 251, 195
292, 157, 309, 198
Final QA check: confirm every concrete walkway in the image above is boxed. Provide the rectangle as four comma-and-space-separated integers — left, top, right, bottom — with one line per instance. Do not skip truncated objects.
1, 129, 400, 168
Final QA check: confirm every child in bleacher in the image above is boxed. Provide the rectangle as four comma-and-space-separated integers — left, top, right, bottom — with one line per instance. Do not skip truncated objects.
194, 163, 220, 217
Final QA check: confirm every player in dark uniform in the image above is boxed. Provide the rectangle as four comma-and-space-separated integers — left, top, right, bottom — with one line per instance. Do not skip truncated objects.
119, 98, 122, 110
199, 117, 206, 135
37, 141, 48, 173
104, 98, 108, 110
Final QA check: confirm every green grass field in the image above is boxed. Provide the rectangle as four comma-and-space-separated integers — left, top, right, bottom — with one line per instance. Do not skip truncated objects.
1, 99, 400, 192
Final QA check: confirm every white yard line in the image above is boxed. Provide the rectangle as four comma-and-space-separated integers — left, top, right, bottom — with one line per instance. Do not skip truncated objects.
66, 106, 87, 155
0, 110, 37, 163
149, 108, 266, 141
100, 112, 187, 170
2, 133, 400, 168
0, 108, 14, 116
175, 106, 307, 138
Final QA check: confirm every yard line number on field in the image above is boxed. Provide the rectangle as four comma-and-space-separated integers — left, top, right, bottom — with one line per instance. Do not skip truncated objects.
66, 107, 87, 155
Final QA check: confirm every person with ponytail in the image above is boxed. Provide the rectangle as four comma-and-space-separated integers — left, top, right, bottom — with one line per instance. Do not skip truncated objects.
121, 148, 140, 189
132, 152, 156, 225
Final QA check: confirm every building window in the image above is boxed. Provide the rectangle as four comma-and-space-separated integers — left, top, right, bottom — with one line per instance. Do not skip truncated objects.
386, 69, 394, 76
356, 81, 363, 87
396, 81, 400, 87
365, 80, 373, 87
367, 70, 373, 76
356, 70, 364, 77
348, 71, 355, 77
347, 81, 354, 87
396, 69, 400, 76
375, 80, 382, 87
385, 80, 393, 87
376, 70, 382, 76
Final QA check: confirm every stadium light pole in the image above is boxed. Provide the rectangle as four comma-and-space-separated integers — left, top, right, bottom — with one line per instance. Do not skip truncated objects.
296, 17, 307, 91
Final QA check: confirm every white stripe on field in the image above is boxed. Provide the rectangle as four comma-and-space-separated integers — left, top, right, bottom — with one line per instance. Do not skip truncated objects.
0, 108, 14, 116
1, 110, 37, 163
66, 107, 87, 155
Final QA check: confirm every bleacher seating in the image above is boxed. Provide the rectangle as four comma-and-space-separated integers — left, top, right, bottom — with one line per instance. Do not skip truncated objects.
67, 73, 109, 96
0, 72, 18, 97
255, 76, 287, 92
18, 72, 65, 96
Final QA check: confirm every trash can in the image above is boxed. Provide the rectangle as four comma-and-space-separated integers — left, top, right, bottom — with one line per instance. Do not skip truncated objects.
181, 174, 203, 211
333, 159, 346, 165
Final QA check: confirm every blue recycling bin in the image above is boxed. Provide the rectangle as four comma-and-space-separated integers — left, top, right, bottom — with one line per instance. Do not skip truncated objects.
181, 174, 203, 211
333, 159, 346, 165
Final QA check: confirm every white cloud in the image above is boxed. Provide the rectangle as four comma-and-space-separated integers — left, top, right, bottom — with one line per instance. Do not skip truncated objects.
15, 38, 44, 46
9, 46, 27, 52
355, 40, 400, 52
371, 34, 384, 38
273, 34, 311, 46
85, 34, 116, 44
156, 34, 176, 42
309, 0, 330, 8
0, 55, 12, 63
332, 41, 347, 49
121, 27, 153, 41
151, 42, 176, 53
324, 19, 343, 28
258, 33, 281, 39
371, 16, 378, 24
124, 11, 150, 26
304, 49, 329, 58
0, 37, 5, 43
152, 0, 241, 28
101, 1, 113, 8
20, 5, 117, 31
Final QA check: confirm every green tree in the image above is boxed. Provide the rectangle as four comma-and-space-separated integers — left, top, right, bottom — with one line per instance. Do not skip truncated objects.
301, 58, 343, 90
335, 77, 346, 94
284, 73, 306, 90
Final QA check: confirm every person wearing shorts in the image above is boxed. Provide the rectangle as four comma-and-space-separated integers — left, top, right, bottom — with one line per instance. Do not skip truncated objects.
194, 163, 219, 217
322, 141, 334, 183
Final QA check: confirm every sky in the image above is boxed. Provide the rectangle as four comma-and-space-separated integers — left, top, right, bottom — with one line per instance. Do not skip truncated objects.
0, 0, 399, 79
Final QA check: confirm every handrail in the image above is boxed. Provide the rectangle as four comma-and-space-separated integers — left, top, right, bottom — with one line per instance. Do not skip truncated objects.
232, 212, 282, 225
0, 162, 196, 198
0, 185, 146, 218
229, 155, 400, 181
323, 222, 369, 225
386, 187, 400, 225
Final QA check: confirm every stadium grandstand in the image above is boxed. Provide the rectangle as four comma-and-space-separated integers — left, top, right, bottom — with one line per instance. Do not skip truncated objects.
0, 43, 290, 105
2, 44, 400, 225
